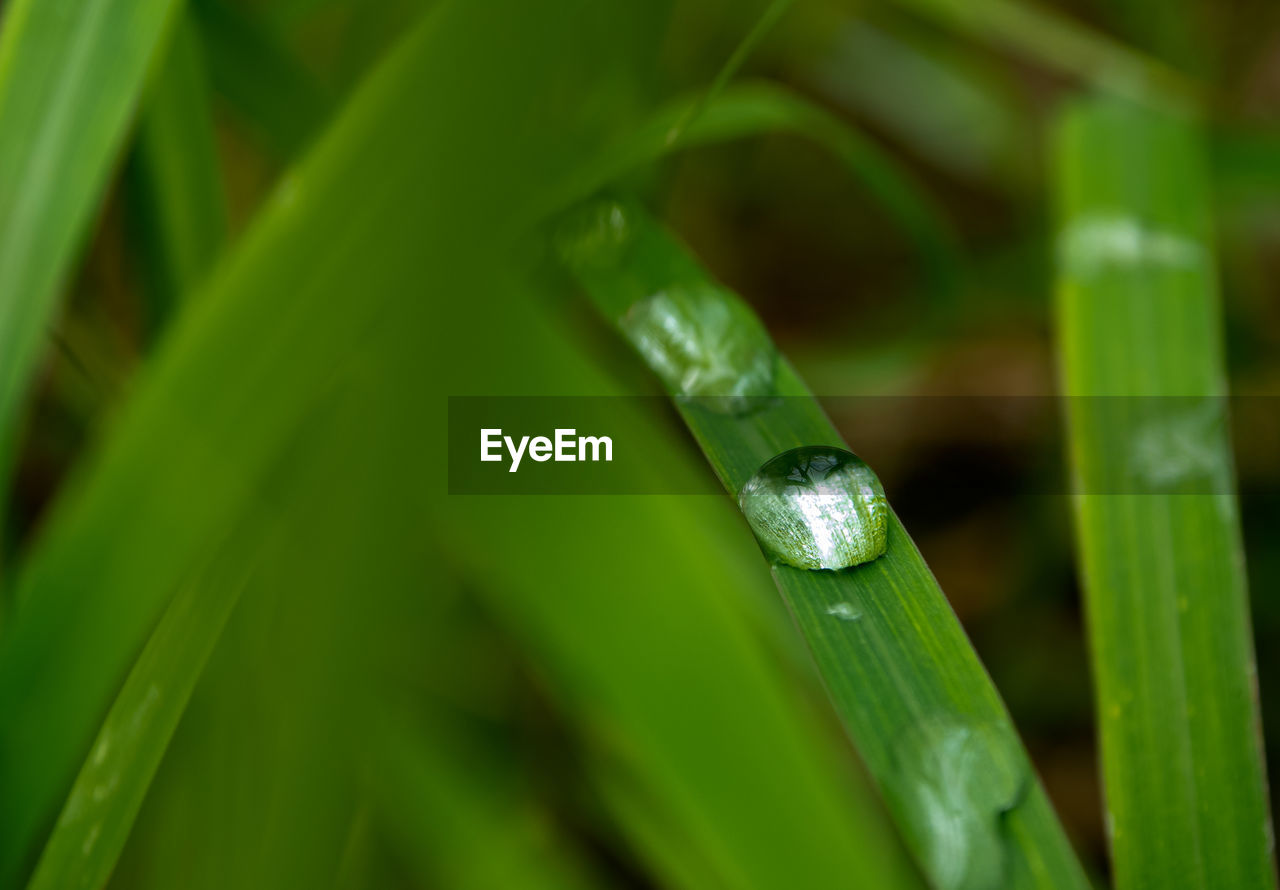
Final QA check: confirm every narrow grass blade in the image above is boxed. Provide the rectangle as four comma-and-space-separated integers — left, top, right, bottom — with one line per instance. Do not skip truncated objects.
1054, 97, 1275, 890
890, 0, 1197, 108
191, 0, 331, 161
372, 713, 604, 890
558, 198, 1091, 890
23, 539, 257, 890
423, 303, 923, 889
128, 13, 227, 335
537, 81, 961, 298
0, 0, 179, 485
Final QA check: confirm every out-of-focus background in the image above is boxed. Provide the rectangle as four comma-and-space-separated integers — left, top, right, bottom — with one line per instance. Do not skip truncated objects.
5, 0, 1280, 886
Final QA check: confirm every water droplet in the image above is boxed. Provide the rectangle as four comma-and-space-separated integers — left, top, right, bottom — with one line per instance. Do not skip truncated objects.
1058, 214, 1204, 280
738, 446, 888, 571
554, 198, 635, 275
620, 284, 776, 413
889, 717, 1029, 890
826, 602, 863, 621
556, 198, 778, 414
1128, 398, 1228, 491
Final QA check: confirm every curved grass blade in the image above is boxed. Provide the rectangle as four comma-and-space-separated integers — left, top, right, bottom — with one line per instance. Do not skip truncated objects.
128, 13, 227, 337
0, 0, 180, 501
535, 81, 961, 299
558, 197, 1091, 890
1054, 97, 1275, 890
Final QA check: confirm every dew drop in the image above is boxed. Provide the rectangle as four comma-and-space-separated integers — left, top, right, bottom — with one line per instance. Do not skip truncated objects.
890, 717, 1029, 890
826, 602, 863, 621
620, 284, 776, 413
738, 446, 888, 571
556, 198, 778, 414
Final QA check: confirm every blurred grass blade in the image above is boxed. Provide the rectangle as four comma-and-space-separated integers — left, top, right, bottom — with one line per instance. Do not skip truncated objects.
808, 21, 1031, 188
24, 536, 258, 890
0, 0, 687, 881
541, 81, 960, 298
128, 13, 227, 336
891, 0, 1196, 107
0, 0, 179, 486
558, 198, 1090, 890
372, 712, 604, 890
191, 0, 331, 161
1054, 98, 1275, 889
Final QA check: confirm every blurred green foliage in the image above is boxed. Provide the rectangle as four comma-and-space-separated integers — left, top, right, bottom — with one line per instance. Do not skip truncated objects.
1, 0, 1279, 887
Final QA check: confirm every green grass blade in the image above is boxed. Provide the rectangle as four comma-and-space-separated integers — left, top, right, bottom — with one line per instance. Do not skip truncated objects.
0, 0, 689, 881
540, 81, 960, 297
372, 713, 605, 890
191, 0, 331, 161
1054, 97, 1275, 890
128, 13, 227, 335
0, 0, 179, 480
428, 306, 922, 890
23, 540, 256, 890
558, 198, 1091, 890
891, 0, 1196, 107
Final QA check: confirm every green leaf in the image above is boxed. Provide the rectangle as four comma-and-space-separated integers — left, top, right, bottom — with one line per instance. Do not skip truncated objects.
0, 0, 180, 485
1053, 97, 1275, 890
23, 537, 257, 890
0, 0, 725, 881
191, 0, 331, 162
558, 197, 1091, 890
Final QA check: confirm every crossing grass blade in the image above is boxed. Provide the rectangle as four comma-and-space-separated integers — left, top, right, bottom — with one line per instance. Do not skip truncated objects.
538, 81, 961, 298
0, 2, 911, 885
191, 0, 331, 162
0, 0, 180, 500
1054, 97, 1276, 890
558, 198, 1091, 890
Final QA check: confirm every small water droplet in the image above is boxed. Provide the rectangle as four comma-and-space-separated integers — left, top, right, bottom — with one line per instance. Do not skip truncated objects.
554, 198, 635, 274
1128, 398, 1228, 491
1058, 214, 1204, 280
556, 198, 778, 414
738, 446, 888, 571
620, 284, 776, 413
826, 601, 863, 621
889, 717, 1028, 890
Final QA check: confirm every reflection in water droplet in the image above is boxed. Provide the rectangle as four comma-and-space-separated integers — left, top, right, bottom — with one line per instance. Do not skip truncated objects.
738, 447, 888, 570
621, 285, 776, 413
556, 198, 778, 414
826, 602, 863, 621
1128, 398, 1229, 491
554, 198, 635, 274
890, 717, 1028, 890
1058, 214, 1204, 280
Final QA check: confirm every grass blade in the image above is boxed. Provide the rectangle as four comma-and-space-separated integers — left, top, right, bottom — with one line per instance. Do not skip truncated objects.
0, 0, 693, 881
128, 13, 227, 335
558, 198, 1091, 890
23, 539, 257, 890
1054, 97, 1275, 889
0, 0, 179, 487
191, 0, 331, 162
539, 81, 961, 298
